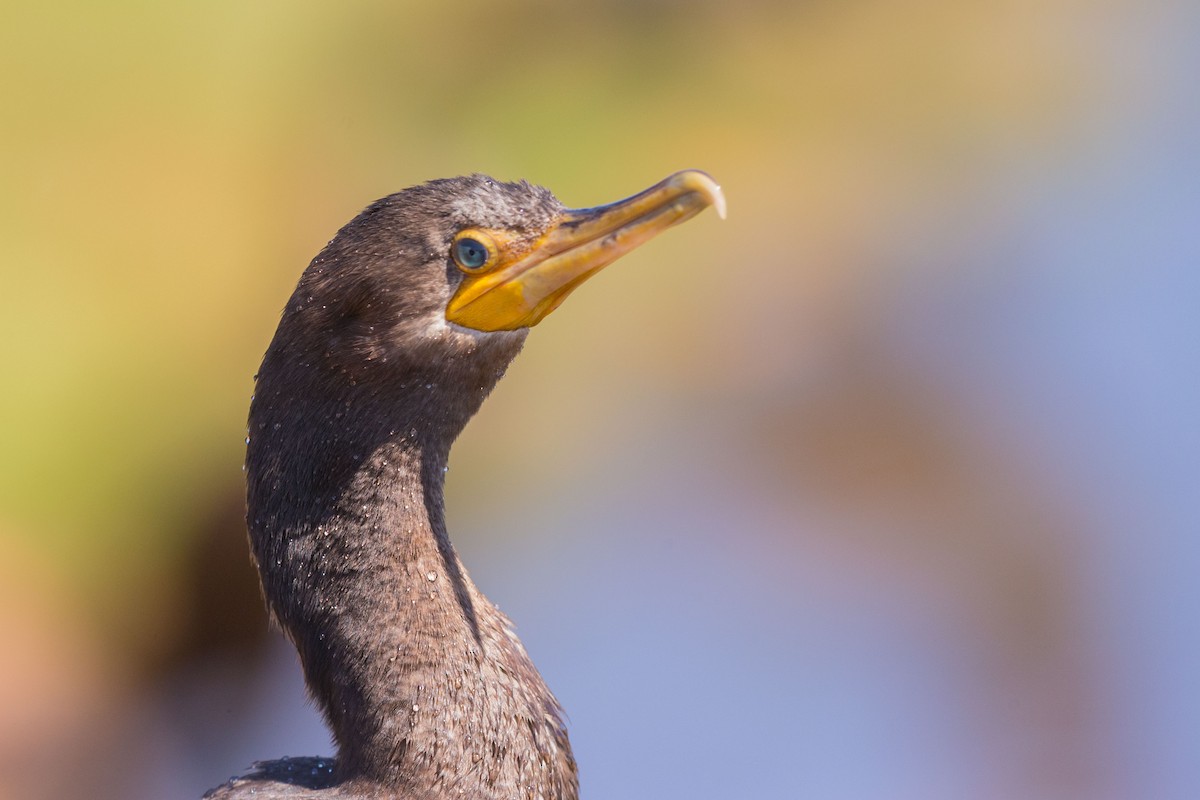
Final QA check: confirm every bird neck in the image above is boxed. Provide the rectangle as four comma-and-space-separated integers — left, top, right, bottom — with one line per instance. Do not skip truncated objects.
246, 377, 577, 799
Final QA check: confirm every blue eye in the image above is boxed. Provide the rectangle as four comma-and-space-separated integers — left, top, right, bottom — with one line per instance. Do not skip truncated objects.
454, 237, 489, 270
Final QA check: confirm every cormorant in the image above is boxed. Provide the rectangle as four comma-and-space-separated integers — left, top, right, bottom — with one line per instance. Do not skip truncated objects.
204, 170, 724, 799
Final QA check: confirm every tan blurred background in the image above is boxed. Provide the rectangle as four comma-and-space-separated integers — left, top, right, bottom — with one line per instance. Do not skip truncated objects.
2, 1, 1197, 798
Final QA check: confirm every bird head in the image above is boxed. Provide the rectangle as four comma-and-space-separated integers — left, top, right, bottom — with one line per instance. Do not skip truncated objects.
255, 170, 723, 454
279, 170, 723, 371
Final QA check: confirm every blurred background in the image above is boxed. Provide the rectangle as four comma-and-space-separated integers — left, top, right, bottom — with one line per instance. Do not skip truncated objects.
2, 1, 1197, 798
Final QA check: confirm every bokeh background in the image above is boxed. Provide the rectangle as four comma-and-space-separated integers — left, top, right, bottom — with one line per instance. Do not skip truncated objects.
2, 1, 1197, 798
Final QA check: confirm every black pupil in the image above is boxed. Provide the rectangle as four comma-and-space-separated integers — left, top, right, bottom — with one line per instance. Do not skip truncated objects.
456, 238, 488, 269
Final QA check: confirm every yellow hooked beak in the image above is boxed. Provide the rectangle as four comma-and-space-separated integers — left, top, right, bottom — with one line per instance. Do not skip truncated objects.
445, 170, 725, 332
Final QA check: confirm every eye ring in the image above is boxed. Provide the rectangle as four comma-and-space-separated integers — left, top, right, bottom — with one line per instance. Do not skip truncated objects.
451, 230, 498, 273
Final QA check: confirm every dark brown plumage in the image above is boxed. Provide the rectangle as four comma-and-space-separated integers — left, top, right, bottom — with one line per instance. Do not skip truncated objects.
204, 172, 722, 800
